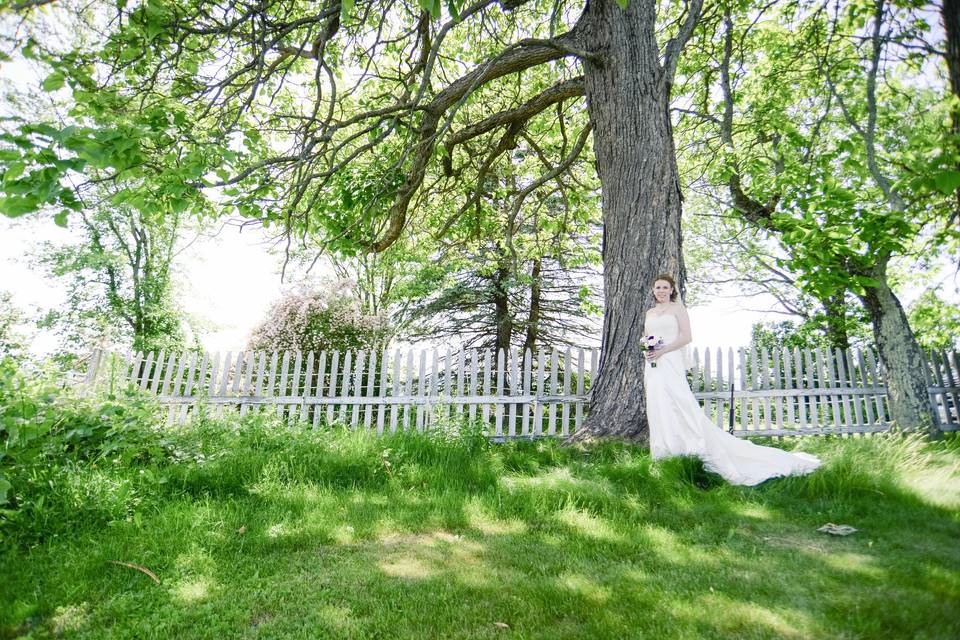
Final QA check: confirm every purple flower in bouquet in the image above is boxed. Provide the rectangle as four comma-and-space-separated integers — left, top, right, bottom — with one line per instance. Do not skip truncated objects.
641, 335, 665, 367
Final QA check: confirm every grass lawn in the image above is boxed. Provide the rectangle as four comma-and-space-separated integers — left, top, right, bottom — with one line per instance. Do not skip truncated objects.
2, 419, 958, 639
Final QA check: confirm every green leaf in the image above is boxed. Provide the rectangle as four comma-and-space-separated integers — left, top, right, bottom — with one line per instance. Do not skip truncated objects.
0, 195, 39, 217
0, 477, 10, 505
145, 20, 165, 41
419, 0, 441, 19
54, 210, 69, 228
41, 72, 66, 92
341, 0, 355, 21
933, 170, 960, 196
446, 0, 460, 20
615, 0, 629, 8
3, 162, 25, 182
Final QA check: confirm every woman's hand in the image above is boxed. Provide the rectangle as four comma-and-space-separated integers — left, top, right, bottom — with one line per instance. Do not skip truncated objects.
645, 348, 665, 362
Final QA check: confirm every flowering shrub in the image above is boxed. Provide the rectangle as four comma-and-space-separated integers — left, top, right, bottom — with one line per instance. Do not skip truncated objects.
247, 281, 390, 354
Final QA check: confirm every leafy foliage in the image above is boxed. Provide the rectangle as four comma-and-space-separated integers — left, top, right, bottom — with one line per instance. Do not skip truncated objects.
0, 291, 26, 358
908, 288, 960, 351
0, 355, 169, 522
34, 202, 192, 359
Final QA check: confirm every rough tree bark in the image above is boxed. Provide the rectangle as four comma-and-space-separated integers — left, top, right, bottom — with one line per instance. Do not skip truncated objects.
570, 0, 691, 442
858, 259, 937, 434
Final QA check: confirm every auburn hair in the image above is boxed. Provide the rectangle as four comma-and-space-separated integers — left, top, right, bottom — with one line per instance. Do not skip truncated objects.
652, 273, 678, 302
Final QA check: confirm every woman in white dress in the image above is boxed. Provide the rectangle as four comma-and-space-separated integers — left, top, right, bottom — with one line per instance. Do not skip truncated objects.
643, 274, 821, 486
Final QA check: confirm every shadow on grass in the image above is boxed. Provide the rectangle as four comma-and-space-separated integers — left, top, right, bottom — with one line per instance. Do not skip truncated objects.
2, 433, 959, 639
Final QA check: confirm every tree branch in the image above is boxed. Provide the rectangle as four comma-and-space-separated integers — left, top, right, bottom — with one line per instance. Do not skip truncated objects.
662, 0, 705, 88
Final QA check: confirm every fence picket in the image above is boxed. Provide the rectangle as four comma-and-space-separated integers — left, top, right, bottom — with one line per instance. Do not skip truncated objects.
803, 349, 818, 428
179, 352, 199, 425
482, 349, 493, 428
865, 349, 887, 423
351, 351, 365, 429
945, 351, 960, 428
328, 351, 341, 426
782, 348, 794, 430
749, 347, 760, 431
836, 348, 854, 430
738, 348, 748, 433
547, 348, 559, 437
713, 348, 725, 428
469, 349, 479, 424
574, 348, 585, 433
415, 350, 426, 431
301, 352, 314, 424
760, 348, 772, 431
772, 348, 782, 433
376, 350, 388, 434
341, 351, 354, 427
521, 348, 532, 436
427, 350, 439, 429
561, 347, 572, 437
365, 351, 377, 430
535, 348, 546, 436
495, 349, 505, 437
702, 347, 712, 424
313, 351, 327, 429
139, 351, 157, 392
950, 352, 960, 428
930, 351, 948, 428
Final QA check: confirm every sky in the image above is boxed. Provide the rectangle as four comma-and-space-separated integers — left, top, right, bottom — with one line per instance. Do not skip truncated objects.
1, 213, 783, 357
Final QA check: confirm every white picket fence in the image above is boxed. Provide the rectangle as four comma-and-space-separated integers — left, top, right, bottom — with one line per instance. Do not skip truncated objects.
83, 346, 960, 437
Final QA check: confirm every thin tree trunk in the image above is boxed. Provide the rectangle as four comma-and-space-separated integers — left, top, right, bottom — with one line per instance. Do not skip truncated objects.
492, 257, 513, 361
522, 258, 542, 355
858, 262, 937, 435
823, 291, 850, 350
572, 0, 686, 442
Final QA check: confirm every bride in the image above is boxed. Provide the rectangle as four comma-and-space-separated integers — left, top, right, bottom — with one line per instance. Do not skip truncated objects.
643, 274, 821, 486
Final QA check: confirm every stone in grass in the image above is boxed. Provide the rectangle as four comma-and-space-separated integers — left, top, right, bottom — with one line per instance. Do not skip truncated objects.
817, 523, 857, 536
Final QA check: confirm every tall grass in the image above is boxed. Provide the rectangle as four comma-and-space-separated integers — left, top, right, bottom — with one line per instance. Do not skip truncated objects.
1, 368, 958, 639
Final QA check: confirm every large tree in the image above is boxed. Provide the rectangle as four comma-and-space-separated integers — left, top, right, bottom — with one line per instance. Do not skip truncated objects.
0, 0, 704, 440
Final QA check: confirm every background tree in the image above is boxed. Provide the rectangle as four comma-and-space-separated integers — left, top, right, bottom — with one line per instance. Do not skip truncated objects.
907, 288, 960, 352
683, 196, 865, 350
35, 201, 194, 358
405, 139, 602, 354
676, 0, 957, 432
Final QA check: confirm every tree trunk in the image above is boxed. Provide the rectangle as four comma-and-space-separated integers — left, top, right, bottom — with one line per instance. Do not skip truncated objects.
858, 263, 937, 436
521, 258, 542, 355
572, 0, 685, 441
492, 254, 513, 361
823, 291, 850, 350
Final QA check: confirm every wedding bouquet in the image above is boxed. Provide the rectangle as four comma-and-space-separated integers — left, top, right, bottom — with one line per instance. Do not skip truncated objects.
642, 335, 665, 367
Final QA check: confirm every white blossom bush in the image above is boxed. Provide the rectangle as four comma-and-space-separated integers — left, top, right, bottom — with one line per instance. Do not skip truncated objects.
248, 281, 390, 354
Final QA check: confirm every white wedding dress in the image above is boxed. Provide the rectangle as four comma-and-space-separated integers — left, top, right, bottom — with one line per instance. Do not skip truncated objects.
644, 314, 821, 486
